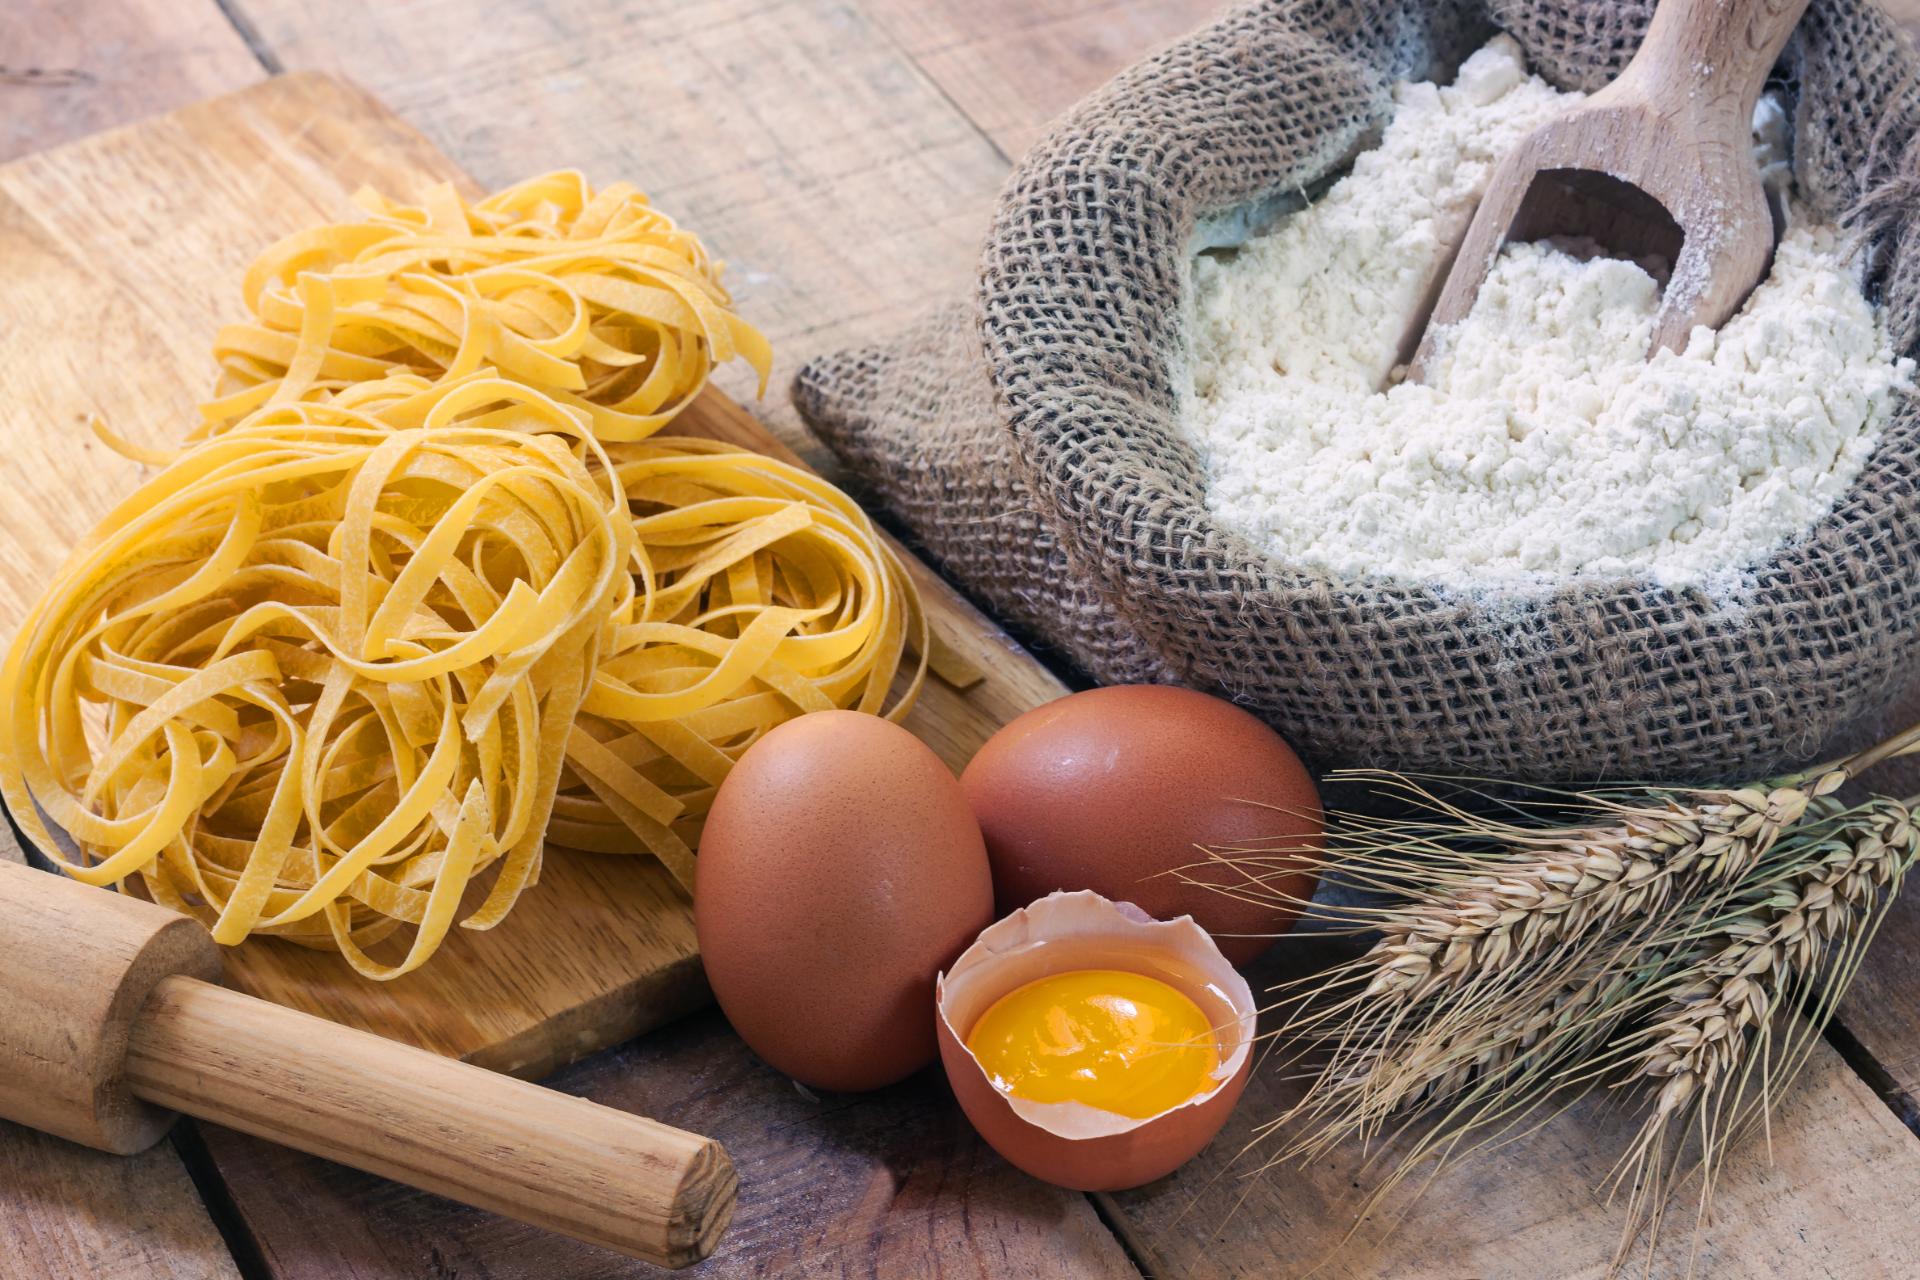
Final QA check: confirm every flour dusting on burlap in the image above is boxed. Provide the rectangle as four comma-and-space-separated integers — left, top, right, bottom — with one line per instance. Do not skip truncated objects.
794, 0, 1920, 783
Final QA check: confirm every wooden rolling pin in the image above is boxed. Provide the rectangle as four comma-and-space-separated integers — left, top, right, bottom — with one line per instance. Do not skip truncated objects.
0, 858, 734, 1268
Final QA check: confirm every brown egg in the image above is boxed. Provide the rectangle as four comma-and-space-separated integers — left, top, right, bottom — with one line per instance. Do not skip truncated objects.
695, 710, 994, 1092
959, 685, 1321, 966
936, 890, 1256, 1190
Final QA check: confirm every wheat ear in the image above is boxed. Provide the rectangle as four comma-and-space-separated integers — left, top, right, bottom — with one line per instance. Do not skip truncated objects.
1269, 772, 1850, 1136
1604, 797, 1920, 1272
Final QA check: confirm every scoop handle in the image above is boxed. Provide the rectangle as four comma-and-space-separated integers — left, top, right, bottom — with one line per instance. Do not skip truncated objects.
124, 975, 735, 1268
1620, 0, 1812, 122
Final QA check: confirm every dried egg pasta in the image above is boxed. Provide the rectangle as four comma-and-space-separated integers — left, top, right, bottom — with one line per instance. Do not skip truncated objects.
554, 437, 928, 884
200, 170, 771, 442
16, 165, 933, 977
0, 376, 632, 979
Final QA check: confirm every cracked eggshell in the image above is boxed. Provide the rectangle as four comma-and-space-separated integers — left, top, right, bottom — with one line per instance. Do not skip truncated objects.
935, 890, 1256, 1191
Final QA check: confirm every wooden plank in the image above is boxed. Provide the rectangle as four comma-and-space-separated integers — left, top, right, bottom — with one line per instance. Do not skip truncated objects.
224, 0, 1017, 468
0, 0, 263, 164
1089, 945, 1920, 1280
0, 70, 1066, 1082
0, 1124, 244, 1280
864, 0, 1225, 159
198, 1007, 1141, 1279
1840, 885, 1920, 1108
0, 825, 242, 1280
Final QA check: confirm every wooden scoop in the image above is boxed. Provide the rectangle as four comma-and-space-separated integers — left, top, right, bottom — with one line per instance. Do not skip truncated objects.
1406, 0, 1812, 380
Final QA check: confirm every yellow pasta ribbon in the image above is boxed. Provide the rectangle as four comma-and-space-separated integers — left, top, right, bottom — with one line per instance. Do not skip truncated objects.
0, 376, 633, 979
199, 170, 772, 442
556, 438, 928, 882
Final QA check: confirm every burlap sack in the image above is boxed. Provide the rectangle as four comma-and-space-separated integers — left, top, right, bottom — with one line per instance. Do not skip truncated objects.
795, 0, 1920, 783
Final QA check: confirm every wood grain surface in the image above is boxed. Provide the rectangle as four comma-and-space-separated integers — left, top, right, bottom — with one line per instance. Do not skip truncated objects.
7, 2, 1920, 1279
0, 0, 264, 164
0, 69, 1066, 1084
1840, 886, 1920, 1108
866, 0, 1222, 158
200, 1007, 1143, 1279
0, 1124, 243, 1280
1102, 948, 1920, 1280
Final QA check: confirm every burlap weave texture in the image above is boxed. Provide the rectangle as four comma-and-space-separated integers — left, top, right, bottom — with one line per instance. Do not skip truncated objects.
795, 0, 1920, 782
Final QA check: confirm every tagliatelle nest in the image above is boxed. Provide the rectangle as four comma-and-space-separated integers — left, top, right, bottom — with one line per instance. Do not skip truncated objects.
14, 169, 932, 979
553, 436, 928, 882
1, 377, 633, 979
198, 170, 771, 442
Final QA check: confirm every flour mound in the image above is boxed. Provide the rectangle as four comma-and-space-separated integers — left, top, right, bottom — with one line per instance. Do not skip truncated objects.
1184, 36, 1915, 588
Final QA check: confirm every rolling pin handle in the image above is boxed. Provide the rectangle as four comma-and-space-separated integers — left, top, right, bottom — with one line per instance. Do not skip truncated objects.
124, 975, 736, 1269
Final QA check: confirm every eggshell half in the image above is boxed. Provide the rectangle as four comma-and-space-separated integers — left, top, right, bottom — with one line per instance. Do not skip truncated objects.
935, 890, 1256, 1191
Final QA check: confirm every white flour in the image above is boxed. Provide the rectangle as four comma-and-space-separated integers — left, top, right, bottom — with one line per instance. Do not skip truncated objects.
1183, 36, 1914, 588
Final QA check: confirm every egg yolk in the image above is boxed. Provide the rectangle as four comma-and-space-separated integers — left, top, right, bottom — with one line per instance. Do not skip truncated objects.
964, 969, 1220, 1120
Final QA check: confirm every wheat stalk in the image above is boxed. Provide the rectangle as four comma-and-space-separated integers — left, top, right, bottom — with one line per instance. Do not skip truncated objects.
1604, 798, 1919, 1270
1226, 720, 1920, 1274
1627, 805, 1907, 1102
1360, 779, 1837, 999
1264, 772, 1849, 1140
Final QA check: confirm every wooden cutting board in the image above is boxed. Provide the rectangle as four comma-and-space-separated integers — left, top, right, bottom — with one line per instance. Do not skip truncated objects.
0, 70, 1067, 1080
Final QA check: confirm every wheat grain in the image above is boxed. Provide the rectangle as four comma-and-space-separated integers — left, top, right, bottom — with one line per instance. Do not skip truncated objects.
1360, 777, 1843, 1003
1625, 798, 1918, 1147
1271, 774, 1848, 1135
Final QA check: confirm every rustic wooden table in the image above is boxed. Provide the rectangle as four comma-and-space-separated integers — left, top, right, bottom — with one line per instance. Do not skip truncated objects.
6, 3, 1920, 1277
